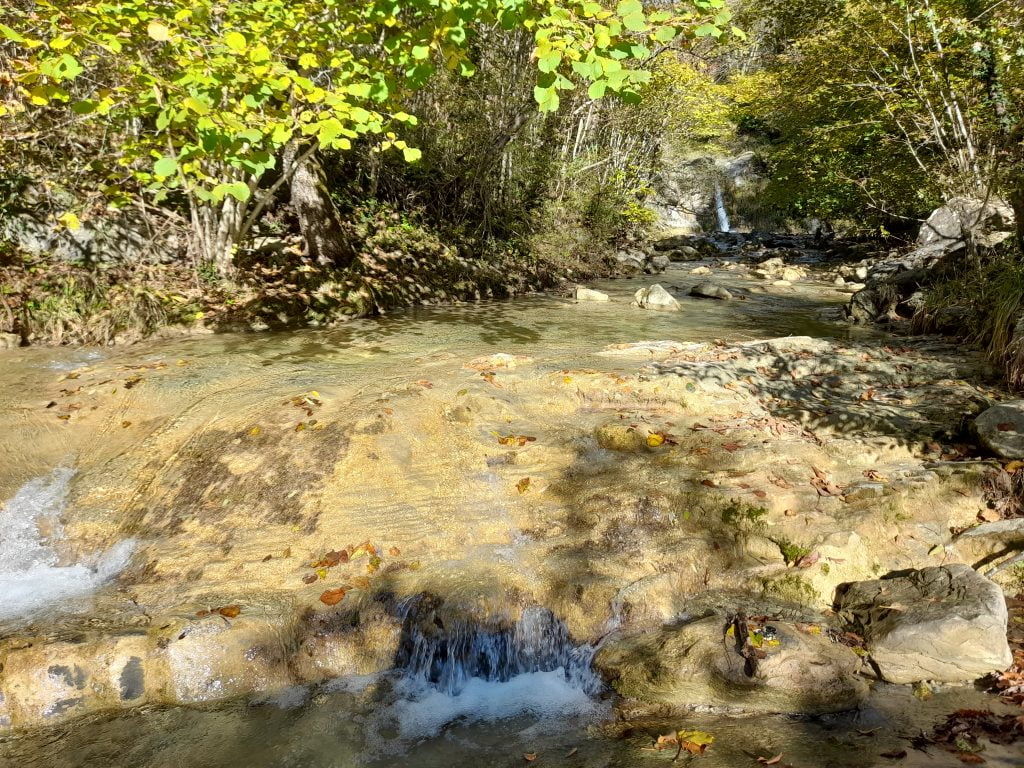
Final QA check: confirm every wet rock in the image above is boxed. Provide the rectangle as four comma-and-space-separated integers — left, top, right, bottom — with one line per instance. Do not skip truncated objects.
575, 287, 610, 303
975, 401, 1024, 459
292, 606, 402, 683
690, 266, 712, 276
595, 617, 868, 716
598, 340, 697, 359
0, 634, 153, 727
632, 284, 680, 311
159, 614, 295, 703
0, 333, 19, 350
781, 267, 804, 282
595, 422, 655, 452
835, 564, 1012, 684
689, 282, 732, 301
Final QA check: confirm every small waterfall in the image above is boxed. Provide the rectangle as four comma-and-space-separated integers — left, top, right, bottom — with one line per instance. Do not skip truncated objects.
372, 597, 604, 742
714, 179, 731, 232
394, 598, 600, 696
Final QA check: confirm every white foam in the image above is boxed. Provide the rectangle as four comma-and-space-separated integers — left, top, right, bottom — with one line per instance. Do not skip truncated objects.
381, 669, 603, 742
0, 469, 135, 622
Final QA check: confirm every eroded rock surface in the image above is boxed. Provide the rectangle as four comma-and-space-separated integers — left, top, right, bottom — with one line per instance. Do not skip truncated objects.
835, 565, 1012, 683
595, 617, 868, 715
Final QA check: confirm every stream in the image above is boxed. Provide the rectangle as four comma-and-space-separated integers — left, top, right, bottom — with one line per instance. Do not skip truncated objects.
0, 250, 1020, 768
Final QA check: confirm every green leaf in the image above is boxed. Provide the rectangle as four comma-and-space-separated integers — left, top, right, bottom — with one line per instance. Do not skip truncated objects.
402, 147, 422, 162
622, 12, 647, 32
153, 156, 178, 177
538, 51, 562, 73
616, 0, 643, 16
587, 80, 607, 99
0, 23, 26, 43
694, 23, 721, 38
147, 21, 171, 42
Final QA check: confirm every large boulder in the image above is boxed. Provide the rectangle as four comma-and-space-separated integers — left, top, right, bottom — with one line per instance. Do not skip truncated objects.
689, 282, 733, 301
975, 401, 1024, 459
575, 286, 610, 303
646, 254, 671, 274
0, 333, 20, 350
632, 284, 680, 311
834, 565, 1012, 684
594, 617, 868, 716
918, 197, 1015, 249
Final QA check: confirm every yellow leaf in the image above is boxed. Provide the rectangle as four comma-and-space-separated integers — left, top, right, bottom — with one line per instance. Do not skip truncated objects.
248, 426, 261, 436
646, 432, 665, 447
147, 21, 171, 42
57, 212, 81, 231
315, 568, 328, 580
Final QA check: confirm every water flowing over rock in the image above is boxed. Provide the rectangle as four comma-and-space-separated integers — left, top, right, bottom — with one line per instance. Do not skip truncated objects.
834, 565, 1012, 684
632, 284, 680, 311
594, 617, 869, 716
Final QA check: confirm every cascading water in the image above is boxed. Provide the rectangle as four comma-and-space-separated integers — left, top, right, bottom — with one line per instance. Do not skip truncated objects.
0, 468, 135, 622
714, 178, 731, 232
370, 598, 605, 744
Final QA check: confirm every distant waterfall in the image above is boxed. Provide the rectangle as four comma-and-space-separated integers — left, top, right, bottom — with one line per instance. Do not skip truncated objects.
714, 179, 731, 232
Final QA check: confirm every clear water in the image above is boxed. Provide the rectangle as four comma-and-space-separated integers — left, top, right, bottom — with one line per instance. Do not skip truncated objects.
0, 264, 1010, 768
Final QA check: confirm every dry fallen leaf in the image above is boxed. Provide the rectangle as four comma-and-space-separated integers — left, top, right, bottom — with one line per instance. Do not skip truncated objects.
757, 755, 783, 765
516, 477, 531, 494
388, 546, 401, 557
218, 605, 241, 618
523, 754, 538, 762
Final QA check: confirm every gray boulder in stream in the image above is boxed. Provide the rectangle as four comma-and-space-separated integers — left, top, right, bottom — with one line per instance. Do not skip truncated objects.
689, 282, 733, 301
975, 400, 1024, 459
594, 617, 868, 716
632, 284, 680, 311
834, 565, 1011, 684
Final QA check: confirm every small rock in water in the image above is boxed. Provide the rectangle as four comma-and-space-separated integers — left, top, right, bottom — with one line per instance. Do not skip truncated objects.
574, 286, 610, 303
690, 266, 712, 276
975, 400, 1024, 459
834, 564, 1012, 684
632, 284, 680, 311
689, 282, 733, 301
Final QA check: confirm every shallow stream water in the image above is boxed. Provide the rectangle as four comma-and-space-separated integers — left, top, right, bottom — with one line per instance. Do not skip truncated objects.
0, 263, 1018, 768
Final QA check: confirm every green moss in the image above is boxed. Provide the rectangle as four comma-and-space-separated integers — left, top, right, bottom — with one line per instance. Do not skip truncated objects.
721, 500, 768, 531
763, 574, 820, 606
772, 536, 812, 566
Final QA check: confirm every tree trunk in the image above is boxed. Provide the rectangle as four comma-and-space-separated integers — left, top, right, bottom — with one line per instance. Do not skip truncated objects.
285, 144, 353, 269
1010, 178, 1024, 256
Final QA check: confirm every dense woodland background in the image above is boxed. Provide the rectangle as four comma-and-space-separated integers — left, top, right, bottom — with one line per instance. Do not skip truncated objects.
0, 0, 1021, 368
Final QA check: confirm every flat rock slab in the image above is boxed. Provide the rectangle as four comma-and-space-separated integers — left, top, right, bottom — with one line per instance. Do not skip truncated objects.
835, 564, 1012, 684
594, 617, 868, 716
975, 401, 1024, 459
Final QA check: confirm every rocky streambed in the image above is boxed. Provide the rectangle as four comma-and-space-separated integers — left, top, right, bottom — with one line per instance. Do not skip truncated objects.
0, 241, 1021, 767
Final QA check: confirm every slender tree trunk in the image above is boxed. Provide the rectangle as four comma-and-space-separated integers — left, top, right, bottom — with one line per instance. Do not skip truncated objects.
284, 143, 353, 269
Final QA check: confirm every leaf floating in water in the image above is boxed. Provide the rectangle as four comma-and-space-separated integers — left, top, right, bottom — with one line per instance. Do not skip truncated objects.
753, 489, 768, 499
722, 441, 743, 453
997, 422, 1016, 432
523, 754, 538, 762
315, 568, 329, 580
121, 420, 132, 428
295, 422, 307, 432
124, 374, 143, 389
414, 379, 433, 389
516, 477, 531, 494
45, 400, 57, 409
218, 605, 241, 618
57, 414, 71, 421
647, 432, 665, 447
676, 730, 714, 755
319, 588, 346, 606
565, 747, 578, 757
302, 574, 318, 584
757, 755, 784, 765
248, 426, 261, 436
456, 389, 468, 397
352, 577, 370, 589
879, 750, 907, 760
195, 609, 211, 617
388, 546, 401, 557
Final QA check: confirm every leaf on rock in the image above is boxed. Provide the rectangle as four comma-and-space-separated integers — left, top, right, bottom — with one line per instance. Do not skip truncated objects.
997, 423, 1016, 432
